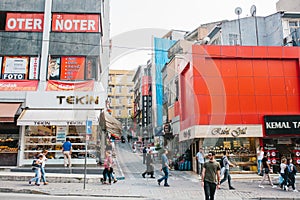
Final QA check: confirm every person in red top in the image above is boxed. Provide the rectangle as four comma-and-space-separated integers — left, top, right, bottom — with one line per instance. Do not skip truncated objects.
102, 151, 113, 185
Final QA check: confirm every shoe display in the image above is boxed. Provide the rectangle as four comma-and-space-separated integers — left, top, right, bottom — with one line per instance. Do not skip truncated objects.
258, 185, 264, 188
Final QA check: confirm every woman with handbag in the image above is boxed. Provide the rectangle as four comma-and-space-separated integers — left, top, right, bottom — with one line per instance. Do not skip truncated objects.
258, 152, 277, 188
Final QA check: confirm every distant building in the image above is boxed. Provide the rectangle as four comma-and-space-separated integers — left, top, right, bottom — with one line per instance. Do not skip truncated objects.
108, 69, 134, 127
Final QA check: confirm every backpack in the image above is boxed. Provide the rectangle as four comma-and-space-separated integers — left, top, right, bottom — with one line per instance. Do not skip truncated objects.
219, 156, 225, 168
288, 164, 297, 175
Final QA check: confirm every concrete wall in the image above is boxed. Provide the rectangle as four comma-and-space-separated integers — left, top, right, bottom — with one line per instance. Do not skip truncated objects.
276, 0, 300, 12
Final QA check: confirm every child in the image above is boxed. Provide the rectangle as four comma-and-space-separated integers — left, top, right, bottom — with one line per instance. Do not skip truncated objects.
29, 154, 44, 186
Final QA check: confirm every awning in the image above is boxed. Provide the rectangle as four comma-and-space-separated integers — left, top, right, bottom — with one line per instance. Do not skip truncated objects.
100, 111, 122, 136
17, 109, 100, 126
0, 103, 21, 122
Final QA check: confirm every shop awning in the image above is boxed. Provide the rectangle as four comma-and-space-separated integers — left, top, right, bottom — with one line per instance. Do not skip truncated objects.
17, 109, 101, 126
0, 103, 21, 122
100, 111, 122, 136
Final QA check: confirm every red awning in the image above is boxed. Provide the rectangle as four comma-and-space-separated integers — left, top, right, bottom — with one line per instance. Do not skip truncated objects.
0, 103, 21, 122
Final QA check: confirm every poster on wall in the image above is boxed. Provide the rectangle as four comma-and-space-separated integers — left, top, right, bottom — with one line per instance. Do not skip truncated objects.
29, 57, 40, 79
85, 57, 97, 80
2, 56, 28, 79
61, 56, 85, 80
56, 126, 67, 143
48, 57, 60, 80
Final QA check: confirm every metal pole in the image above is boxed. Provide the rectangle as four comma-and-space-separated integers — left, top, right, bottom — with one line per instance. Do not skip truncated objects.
254, 16, 259, 46
84, 135, 87, 189
238, 15, 242, 46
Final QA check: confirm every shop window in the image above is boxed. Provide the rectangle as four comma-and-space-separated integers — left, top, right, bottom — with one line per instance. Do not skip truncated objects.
47, 56, 98, 81
0, 56, 40, 80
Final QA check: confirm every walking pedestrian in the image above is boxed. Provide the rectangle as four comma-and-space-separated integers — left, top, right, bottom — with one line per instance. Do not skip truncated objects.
102, 151, 113, 185
142, 150, 155, 178
157, 149, 170, 187
201, 151, 221, 200
29, 154, 44, 186
257, 146, 264, 175
287, 158, 298, 192
142, 146, 147, 164
62, 138, 72, 168
196, 147, 205, 178
220, 151, 235, 190
39, 150, 49, 185
280, 157, 288, 191
258, 152, 277, 188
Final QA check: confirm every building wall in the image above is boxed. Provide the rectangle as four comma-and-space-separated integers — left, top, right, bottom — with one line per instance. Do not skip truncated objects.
277, 0, 300, 12
220, 13, 283, 46
179, 45, 300, 130
108, 70, 134, 119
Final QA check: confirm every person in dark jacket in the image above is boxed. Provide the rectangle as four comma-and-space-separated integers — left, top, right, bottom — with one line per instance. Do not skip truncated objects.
142, 150, 155, 178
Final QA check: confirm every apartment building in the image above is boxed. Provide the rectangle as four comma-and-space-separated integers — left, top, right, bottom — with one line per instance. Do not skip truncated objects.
108, 69, 134, 132
0, 0, 109, 166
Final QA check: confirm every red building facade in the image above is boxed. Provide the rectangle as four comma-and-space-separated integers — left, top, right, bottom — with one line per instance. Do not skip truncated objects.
178, 45, 300, 172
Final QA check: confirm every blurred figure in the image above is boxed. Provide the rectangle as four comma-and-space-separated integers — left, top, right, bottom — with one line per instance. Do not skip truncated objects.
258, 152, 276, 188
157, 149, 170, 187
142, 150, 155, 178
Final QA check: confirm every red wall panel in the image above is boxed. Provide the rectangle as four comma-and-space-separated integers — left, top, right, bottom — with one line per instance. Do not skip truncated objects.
181, 45, 300, 130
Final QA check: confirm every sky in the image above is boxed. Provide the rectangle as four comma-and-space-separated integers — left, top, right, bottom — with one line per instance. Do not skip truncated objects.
109, 0, 279, 70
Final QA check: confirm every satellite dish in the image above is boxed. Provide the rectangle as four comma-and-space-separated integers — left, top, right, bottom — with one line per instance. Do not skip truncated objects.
235, 7, 242, 16
250, 5, 257, 17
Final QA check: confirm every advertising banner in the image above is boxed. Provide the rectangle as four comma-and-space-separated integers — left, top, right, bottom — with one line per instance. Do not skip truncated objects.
0, 80, 38, 91
2, 56, 29, 80
46, 80, 94, 91
52, 14, 100, 32
48, 57, 61, 80
29, 57, 40, 80
5, 13, 44, 32
61, 56, 85, 80
264, 115, 300, 136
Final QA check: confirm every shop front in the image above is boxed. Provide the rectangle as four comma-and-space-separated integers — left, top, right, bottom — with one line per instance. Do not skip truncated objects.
263, 115, 300, 172
0, 103, 22, 166
16, 92, 105, 166
180, 125, 263, 173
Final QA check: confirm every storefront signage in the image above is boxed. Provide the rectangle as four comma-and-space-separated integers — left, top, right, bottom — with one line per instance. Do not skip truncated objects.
60, 57, 85, 80
4, 13, 100, 33
29, 57, 40, 79
183, 129, 191, 138
5, 13, 44, 32
52, 14, 100, 32
66, 121, 84, 125
2, 57, 28, 80
33, 121, 51, 125
264, 115, 300, 135
46, 80, 94, 91
211, 127, 247, 137
0, 80, 38, 91
56, 126, 67, 143
57, 95, 99, 105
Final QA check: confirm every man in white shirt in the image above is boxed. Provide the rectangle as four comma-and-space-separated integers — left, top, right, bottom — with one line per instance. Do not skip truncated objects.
196, 148, 205, 177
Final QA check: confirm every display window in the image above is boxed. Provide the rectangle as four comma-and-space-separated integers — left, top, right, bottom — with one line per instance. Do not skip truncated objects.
24, 125, 99, 161
0, 123, 20, 166
202, 137, 258, 171
0, 56, 40, 80
47, 56, 98, 81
